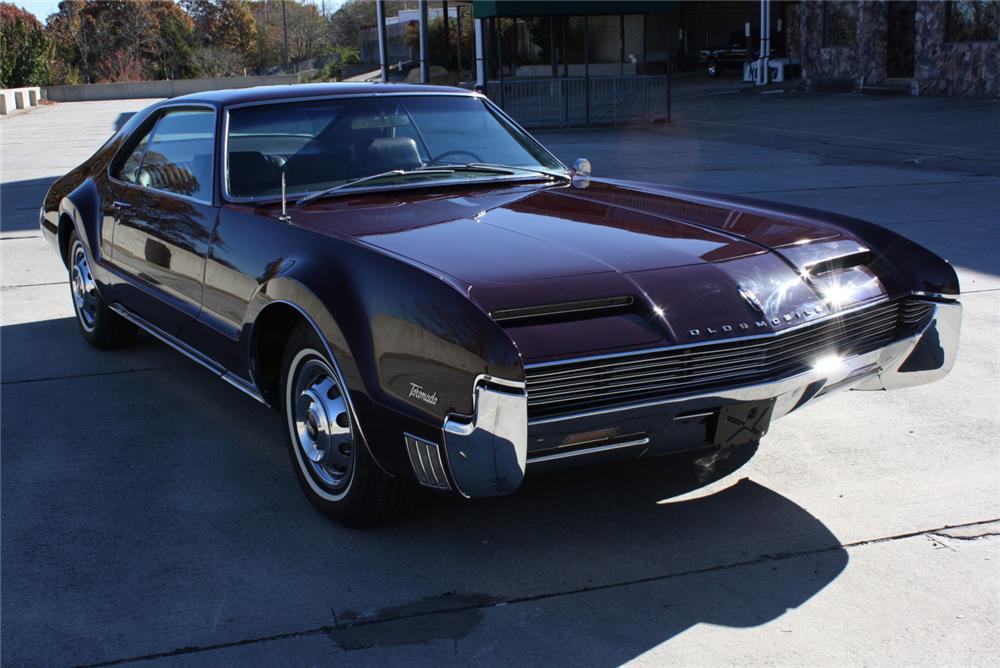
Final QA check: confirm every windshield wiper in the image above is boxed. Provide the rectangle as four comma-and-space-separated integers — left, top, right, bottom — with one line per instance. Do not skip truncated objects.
431, 163, 516, 175
296, 168, 455, 206
465, 163, 571, 181
295, 163, 567, 207
424, 162, 570, 183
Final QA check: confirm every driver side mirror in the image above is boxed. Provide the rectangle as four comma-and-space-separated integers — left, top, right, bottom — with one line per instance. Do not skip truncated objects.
571, 158, 591, 178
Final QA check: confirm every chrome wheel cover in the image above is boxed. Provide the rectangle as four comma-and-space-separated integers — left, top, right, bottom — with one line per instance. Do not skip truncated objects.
290, 355, 354, 492
70, 241, 98, 331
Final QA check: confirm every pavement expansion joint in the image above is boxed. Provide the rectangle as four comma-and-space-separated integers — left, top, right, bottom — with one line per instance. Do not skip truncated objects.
76, 516, 1000, 668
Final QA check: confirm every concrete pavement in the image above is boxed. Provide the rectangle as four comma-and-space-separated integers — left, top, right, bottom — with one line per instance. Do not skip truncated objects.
1, 92, 998, 666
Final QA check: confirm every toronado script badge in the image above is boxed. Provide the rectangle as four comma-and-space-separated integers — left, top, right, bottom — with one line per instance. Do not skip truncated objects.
408, 383, 440, 406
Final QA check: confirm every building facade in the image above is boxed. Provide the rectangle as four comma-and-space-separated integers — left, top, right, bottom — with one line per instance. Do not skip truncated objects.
799, 1, 998, 97
362, 1, 999, 100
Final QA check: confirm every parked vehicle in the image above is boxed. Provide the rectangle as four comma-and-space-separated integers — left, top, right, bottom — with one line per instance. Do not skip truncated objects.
700, 31, 750, 76
42, 84, 961, 526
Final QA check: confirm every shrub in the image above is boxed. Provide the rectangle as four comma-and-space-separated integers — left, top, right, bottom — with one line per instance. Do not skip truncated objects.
0, 2, 49, 87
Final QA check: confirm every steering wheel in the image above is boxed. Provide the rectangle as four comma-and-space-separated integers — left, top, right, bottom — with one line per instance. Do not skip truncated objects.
428, 149, 482, 166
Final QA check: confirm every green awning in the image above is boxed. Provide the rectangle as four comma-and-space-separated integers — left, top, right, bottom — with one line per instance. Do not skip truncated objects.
473, 1, 677, 19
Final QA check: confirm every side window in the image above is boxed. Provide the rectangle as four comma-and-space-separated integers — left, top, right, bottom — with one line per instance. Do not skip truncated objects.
116, 129, 152, 185
138, 110, 216, 202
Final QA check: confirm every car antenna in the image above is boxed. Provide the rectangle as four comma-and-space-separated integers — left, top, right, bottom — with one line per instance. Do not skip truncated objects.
279, 170, 291, 222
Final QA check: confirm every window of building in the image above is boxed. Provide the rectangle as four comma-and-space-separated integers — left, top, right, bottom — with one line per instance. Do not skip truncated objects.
823, 1, 858, 47
946, 0, 1000, 42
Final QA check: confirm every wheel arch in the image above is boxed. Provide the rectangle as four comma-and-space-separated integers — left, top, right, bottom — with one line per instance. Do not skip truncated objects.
56, 211, 75, 267
244, 280, 396, 476
56, 181, 103, 268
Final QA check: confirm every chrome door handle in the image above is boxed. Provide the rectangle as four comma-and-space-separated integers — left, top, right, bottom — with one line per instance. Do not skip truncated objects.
112, 200, 132, 210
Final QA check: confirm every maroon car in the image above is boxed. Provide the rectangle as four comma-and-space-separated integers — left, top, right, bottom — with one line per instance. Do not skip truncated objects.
41, 84, 961, 526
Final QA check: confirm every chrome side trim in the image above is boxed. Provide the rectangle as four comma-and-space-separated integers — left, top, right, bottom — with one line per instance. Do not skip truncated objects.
109, 303, 268, 405
221, 372, 269, 404
527, 436, 650, 465
441, 377, 528, 498
673, 411, 715, 421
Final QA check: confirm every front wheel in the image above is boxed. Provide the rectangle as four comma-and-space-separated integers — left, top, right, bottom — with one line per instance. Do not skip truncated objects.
280, 322, 413, 527
706, 58, 719, 77
67, 231, 136, 349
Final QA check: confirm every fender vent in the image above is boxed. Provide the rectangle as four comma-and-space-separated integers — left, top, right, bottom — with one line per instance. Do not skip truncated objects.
404, 434, 452, 491
803, 250, 872, 276
491, 296, 634, 325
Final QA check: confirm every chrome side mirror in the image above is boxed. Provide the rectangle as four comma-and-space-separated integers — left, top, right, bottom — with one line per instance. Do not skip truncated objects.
571, 158, 591, 178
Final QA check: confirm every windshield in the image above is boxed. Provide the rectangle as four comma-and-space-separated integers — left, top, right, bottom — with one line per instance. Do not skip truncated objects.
226, 95, 564, 200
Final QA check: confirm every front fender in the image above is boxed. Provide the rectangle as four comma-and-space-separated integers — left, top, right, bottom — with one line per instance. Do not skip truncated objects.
243, 241, 523, 481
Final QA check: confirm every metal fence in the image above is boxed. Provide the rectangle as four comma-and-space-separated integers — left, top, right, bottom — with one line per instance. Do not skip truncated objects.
486, 75, 669, 128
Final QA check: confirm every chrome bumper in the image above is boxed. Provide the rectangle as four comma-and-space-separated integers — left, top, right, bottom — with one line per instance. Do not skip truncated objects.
441, 375, 528, 498
439, 299, 960, 498
853, 299, 961, 391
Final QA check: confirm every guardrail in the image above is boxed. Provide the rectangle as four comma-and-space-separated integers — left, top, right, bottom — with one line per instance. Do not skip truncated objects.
486, 75, 669, 128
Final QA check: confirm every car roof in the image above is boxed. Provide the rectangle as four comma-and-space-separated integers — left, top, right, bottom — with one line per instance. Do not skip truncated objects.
171, 82, 475, 107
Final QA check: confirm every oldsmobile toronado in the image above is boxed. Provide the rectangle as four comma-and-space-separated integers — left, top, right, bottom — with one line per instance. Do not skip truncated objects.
41, 84, 961, 526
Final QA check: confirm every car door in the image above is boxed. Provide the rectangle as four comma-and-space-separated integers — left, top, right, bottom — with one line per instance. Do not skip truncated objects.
108, 107, 219, 335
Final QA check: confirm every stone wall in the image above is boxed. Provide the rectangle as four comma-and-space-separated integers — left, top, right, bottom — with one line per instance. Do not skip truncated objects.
857, 1, 888, 86
785, 1, 801, 58
913, 0, 1000, 97
799, 0, 863, 87
798, 0, 998, 97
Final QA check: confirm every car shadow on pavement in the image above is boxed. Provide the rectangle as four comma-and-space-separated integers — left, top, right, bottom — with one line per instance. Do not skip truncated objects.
1, 317, 849, 665
1, 177, 57, 233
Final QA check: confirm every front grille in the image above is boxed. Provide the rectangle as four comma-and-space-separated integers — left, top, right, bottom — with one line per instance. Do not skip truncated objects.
525, 298, 934, 420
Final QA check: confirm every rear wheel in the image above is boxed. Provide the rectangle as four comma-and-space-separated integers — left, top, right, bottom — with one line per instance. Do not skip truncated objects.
280, 322, 413, 527
68, 232, 136, 349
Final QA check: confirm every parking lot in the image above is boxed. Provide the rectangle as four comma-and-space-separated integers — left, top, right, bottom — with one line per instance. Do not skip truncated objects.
2, 90, 998, 666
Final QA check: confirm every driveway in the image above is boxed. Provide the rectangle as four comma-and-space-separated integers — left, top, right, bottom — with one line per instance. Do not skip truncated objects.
1, 92, 998, 666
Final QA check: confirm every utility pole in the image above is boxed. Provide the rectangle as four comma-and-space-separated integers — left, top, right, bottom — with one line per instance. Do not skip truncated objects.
442, 0, 450, 70
474, 16, 485, 90
418, 0, 430, 84
456, 5, 463, 79
376, 0, 389, 82
758, 0, 770, 85
281, 0, 290, 67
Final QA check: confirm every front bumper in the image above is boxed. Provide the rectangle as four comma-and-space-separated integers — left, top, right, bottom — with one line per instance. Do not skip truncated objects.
437, 298, 960, 498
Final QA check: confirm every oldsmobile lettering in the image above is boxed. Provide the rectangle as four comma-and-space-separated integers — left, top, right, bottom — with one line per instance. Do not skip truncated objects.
689, 304, 827, 338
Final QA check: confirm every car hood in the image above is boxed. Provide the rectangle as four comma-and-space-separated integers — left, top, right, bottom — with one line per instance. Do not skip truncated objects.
287, 179, 888, 360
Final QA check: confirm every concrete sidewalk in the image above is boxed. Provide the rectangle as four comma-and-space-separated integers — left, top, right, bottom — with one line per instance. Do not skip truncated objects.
1, 93, 998, 667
